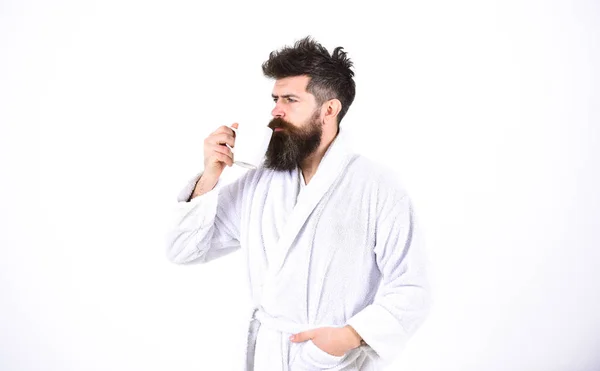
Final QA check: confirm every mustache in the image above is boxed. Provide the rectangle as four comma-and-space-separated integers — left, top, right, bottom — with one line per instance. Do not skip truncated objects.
268, 117, 295, 131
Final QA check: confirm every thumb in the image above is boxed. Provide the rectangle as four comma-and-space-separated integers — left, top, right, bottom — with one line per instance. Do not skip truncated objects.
290, 330, 314, 343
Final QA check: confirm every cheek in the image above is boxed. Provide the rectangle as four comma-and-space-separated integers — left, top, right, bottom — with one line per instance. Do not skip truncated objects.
293, 107, 315, 124
287, 105, 303, 119
291, 103, 312, 117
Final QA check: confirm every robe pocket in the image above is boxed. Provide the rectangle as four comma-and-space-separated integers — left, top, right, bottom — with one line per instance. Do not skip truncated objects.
293, 340, 347, 370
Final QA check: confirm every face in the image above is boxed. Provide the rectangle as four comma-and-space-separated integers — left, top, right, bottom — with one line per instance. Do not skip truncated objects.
264, 76, 324, 171
270, 75, 319, 126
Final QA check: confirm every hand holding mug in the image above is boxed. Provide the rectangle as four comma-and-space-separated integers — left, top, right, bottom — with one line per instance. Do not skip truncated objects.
203, 123, 238, 179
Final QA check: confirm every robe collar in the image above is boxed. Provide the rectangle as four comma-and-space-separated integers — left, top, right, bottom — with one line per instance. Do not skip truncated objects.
269, 133, 357, 273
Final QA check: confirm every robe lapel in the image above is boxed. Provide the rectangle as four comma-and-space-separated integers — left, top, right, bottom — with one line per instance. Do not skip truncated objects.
269, 135, 356, 273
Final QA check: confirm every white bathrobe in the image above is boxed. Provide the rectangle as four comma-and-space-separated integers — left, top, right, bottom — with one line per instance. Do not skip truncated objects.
166, 134, 431, 370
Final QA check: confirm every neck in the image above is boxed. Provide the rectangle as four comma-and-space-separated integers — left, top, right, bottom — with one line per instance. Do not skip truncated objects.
299, 133, 337, 185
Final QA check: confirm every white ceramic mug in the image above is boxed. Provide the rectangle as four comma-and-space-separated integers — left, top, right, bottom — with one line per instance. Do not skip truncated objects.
228, 124, 273, 169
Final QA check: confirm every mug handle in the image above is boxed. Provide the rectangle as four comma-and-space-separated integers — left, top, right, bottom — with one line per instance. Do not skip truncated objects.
225, 126, 237, 152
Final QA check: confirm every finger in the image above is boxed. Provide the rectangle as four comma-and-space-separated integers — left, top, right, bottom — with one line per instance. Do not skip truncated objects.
211, 125, 229, 135
211, 143, 233, 159
290, 330, 314, 343
211, 133, 235, 147
212, 124, 238, 137
229, 123, 238, 138
212, 152, 233, 167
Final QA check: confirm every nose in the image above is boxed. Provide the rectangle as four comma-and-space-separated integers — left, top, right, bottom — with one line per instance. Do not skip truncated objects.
271, 103, 284, 118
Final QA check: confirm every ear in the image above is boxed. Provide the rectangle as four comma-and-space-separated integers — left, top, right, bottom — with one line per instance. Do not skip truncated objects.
322, 98, 342, 125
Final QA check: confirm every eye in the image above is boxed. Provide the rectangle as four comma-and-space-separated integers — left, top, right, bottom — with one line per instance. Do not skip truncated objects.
287, 97, 297, 103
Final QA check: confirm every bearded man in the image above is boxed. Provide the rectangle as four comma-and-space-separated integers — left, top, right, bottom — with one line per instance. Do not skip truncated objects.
166, 37, 431, 371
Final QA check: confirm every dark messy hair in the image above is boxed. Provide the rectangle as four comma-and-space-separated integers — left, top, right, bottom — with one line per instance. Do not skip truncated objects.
262, 36, 356, 131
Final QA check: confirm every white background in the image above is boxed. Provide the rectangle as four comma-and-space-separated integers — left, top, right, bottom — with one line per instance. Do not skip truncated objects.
1, 1, 599, 370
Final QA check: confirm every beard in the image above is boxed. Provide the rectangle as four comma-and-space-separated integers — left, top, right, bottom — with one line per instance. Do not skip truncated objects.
264, 111, 323, 171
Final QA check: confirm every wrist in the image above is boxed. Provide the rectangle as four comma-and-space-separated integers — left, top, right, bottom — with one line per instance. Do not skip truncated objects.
343, 325, 363, 349
191, 175, 218, 199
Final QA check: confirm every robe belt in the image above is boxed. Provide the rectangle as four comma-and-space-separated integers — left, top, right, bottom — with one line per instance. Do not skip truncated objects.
246, 309, 371, 370
247, 308, 314, 371
253, 308, 313, 334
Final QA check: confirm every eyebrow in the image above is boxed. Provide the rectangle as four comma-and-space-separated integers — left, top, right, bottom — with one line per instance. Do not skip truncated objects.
272, 94, 301, 99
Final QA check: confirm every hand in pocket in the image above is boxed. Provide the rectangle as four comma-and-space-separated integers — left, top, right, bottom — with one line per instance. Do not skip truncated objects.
290, 326, 361, 357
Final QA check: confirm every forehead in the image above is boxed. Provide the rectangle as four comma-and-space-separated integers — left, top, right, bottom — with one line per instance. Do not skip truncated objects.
272, 75, 311, 95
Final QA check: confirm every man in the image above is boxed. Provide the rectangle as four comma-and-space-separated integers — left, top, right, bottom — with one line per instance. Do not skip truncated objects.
166, 37, 431, 370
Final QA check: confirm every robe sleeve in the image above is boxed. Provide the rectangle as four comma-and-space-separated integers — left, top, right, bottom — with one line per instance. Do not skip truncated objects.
165, 171, 244, 264
346, 188, 431, 366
